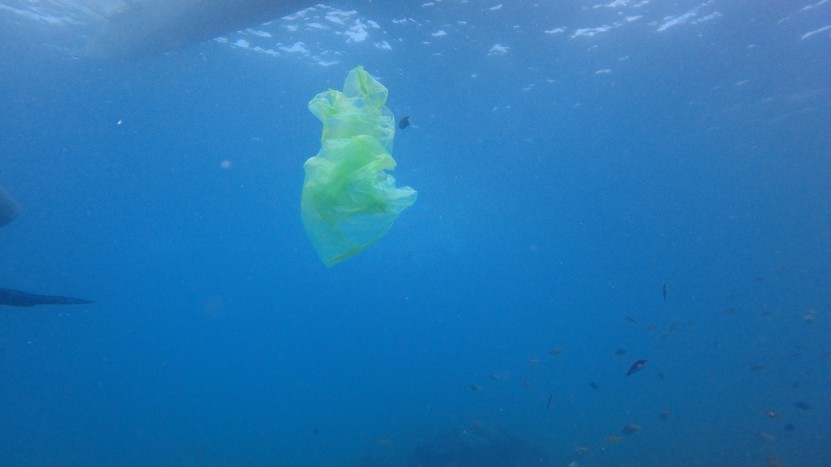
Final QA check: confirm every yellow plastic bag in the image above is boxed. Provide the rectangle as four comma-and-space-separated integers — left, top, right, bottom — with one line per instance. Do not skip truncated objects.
301, 66, 417, 266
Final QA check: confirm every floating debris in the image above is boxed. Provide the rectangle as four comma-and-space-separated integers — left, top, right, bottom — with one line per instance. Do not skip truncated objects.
626, 359, 649, 376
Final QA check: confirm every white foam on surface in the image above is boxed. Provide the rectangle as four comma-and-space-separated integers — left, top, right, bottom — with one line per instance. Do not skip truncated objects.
488, 43, 509, 55
801, 24, 831, 39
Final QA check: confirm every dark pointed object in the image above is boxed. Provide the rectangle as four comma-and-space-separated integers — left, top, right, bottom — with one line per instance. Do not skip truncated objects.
626, 359, 649, 376
0, 288, 94, 307
398, 116, 410, 129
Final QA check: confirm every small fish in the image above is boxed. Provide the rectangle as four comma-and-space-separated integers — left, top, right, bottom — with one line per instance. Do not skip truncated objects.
590, 382, 599, 390
783, 423, 795, 432
546, 395, 553, 409
621, 424, 641, 435
749, 362, 767, 371
614, 348, 627, 356
574, 446, 591, 456
470, 383, 481, 392
755, 431, 775, 442
659, 409, 674, 421
397, 116, 410, 129
626, 359, 648, 376
662, 283, 668, 301
764, 410, 783, 419
549, 348, 564, 357
794, 401, 811, 411
528, 358, 540, 367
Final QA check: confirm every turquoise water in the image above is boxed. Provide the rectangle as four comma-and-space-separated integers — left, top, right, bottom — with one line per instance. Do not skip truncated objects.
1, 1, 829, 466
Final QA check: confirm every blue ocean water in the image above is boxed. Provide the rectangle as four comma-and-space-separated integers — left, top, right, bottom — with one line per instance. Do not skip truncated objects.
1, 1, 829, 466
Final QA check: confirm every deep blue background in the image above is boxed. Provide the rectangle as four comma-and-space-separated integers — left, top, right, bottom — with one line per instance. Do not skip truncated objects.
1, 1, 829, 465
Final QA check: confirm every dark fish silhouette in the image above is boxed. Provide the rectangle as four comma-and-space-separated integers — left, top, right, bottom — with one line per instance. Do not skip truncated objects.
0, 287, 94, 308
662, 283, 668, 301
398, 116, 410, 129
749, 362, 767, 371
626, 359, 648, 376
794, 401, 812, 411
621, 424, 641, 435
546, 395, 553, 409
590, 382, 599, 390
